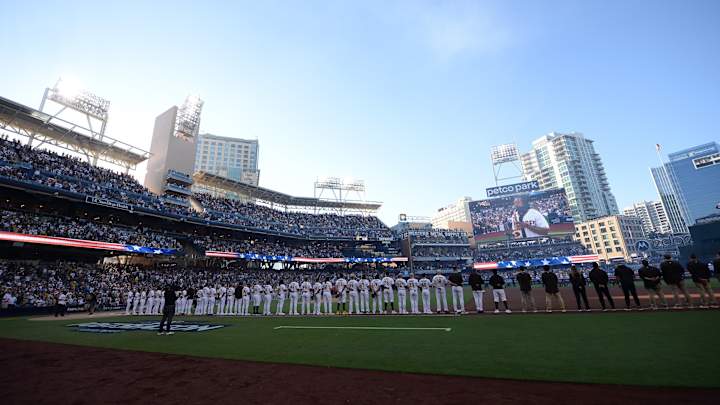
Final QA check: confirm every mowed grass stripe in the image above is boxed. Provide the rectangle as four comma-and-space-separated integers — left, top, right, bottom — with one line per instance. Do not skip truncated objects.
0, 311, 719, 388
273, 325, 452, 331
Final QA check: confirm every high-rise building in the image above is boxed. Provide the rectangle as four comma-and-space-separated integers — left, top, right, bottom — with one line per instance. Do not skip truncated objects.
623, 200, 671, 235
194, 133, 260, 186
431, 197, 472, 230
651, 142, 720, 230
520, 132, 618, 222
574, 215, 645, 262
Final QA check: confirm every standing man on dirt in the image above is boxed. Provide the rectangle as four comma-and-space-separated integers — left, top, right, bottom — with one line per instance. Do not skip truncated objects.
515, 266, 535, 313
489, 269, 511, 314
589, 263, 615, 311
432, 270, 449, 314
468, 267, 485, 314
158, 287, 177, 336
541, 265, 565, 313
569, 265, 591, 311
614, 264, 640, 310
687, 254, 717, 308
638, 260, 667, 309
660, 254, 692, 308
448, 268, 465, 315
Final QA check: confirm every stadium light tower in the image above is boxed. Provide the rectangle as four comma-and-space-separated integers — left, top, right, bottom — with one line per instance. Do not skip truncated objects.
314, 176, 367, 214
31, 77, 111, 165
490, 143, 524, 186
174, 95, 204, 141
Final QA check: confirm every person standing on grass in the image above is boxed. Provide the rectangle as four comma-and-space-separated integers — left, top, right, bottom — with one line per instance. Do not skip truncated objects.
431, 271, 449, 314
419, 275, 432, 314
469, 268, 485, 314
489, 269, 511, 314
381, 273, 395, 314
86, 290, 97, 315
687, 254, 717, 308
569, 265, 591, 311
589, 263, 615, 311
448, 268, 465, 315
541, 265, 566, 313
713, 252, 720, 283
660, 254, 692, 308
638, 260, 667, 310
158, 287, 177, 336
614, 264, 641, 310
515, 266, 536, 313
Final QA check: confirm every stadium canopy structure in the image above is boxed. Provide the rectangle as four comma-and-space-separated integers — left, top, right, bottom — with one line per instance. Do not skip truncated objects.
193, 171, 382, 215
0, 90, 150, 173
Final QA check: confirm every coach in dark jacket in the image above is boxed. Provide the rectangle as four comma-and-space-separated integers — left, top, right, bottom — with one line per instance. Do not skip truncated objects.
660, 254, 692, 308
589, 263, 615, 310
515, 267, 536, 312
540, 265, 565, 312
713, 252, 720, 282
614, 264, 640, 309
569, 265, 590, 311
687, 254, 717, 307
638, 260, 667, 309
159, 287, 178, 335
468, 269, 485, 313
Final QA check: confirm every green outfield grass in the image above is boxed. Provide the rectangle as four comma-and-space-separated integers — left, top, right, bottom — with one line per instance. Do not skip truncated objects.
1, 310, 719, 388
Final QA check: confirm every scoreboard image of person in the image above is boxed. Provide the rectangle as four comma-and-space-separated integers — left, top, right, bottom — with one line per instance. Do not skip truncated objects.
469, 188, 575, 243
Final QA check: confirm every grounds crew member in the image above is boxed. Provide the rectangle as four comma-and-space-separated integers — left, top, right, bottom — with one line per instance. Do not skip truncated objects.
687, 254, 717, 308
541, 265, 565, 313
589, 263, 615, 311
489, 269, 511, 314
638, 260, 667, 309
515, 266, 536, 313
569, 265, 591, 311
468, 267, 485, 313
614, 264, 640, 310
660, 254, 692, 308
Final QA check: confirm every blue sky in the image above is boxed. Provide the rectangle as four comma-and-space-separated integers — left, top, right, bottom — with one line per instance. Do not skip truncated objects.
1, 0, 718, 225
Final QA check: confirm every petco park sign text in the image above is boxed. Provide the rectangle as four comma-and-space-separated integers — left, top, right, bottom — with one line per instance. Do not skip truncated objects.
486, 181, 540, 198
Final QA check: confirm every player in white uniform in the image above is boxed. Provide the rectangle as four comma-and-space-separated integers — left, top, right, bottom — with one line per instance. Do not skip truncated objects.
419, 275, 432, 314
370, 276, 383, 314
359, 276, 370, 314
263, 284, 273, 316
432, 272, 449, 314
176, 290, 185, 315
185, 289, 194, 315
157, 289, 164, 315
218, 286, 227, 315
276, 282, 287, 315
138, 290, 147, 315
195, 288, 205, 315
335, 276, 348, 314
131, 289, 140, 315
322, 278, 333, 315
347, 276, 360, 315
146, 290, 155, 316
226, 286, 235, 315
300, 278, 312, 315
241, 284, 251, 316
312, 281, 323, 315
407, 274, 420, 314
125, 291, 134, 315
288, 280, 300, 315
381, 274, 395, 314
395, 276, 408, 314
252, 284, 262, 315
208, 286, 217, 315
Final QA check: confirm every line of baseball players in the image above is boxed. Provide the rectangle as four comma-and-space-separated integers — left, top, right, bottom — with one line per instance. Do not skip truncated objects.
125, 271, 510, 317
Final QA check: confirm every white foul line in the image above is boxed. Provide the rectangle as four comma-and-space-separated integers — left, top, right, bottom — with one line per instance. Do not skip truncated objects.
273, 326, 451, 332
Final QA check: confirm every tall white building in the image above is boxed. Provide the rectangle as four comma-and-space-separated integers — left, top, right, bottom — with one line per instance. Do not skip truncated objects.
520, 132, 619, 222
431, 197, 472, 229
623, 200, 671, 235
194, 133, 260, 186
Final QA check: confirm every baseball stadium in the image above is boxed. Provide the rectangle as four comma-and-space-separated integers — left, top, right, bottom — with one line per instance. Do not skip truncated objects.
2, 2, 720, 404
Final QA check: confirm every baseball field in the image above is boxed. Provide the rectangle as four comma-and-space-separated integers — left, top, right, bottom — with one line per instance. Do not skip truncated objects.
2, 287, 719, 404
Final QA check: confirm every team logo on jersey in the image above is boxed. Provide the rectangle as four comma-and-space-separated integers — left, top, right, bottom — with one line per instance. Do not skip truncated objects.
67, 321, 226, 333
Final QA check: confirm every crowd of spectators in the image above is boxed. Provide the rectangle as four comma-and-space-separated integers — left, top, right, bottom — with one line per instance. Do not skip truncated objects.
1, 210, 182, 249
194, 236, 345, 258
475, 239, 589, 262
0, 137, 392, 239
412, 245, 473, 258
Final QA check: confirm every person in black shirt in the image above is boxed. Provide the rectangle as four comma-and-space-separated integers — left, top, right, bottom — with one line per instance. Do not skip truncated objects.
638, 260, 667, 309
569, 265, 590, 311
614, 264, 640, 310
468, 268, 485, 313
660, 254, 692, 308
86, 290, 97, 315
515, 266, 536, 313
713, 251, 720, 283
687, 254, 717, 308
489, 269, 511, 314
448, 268, 465, 315
589, 262, 615, 311
185, 287, 196, 316
540, 265, 565, 313
158, 287, 178, 336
